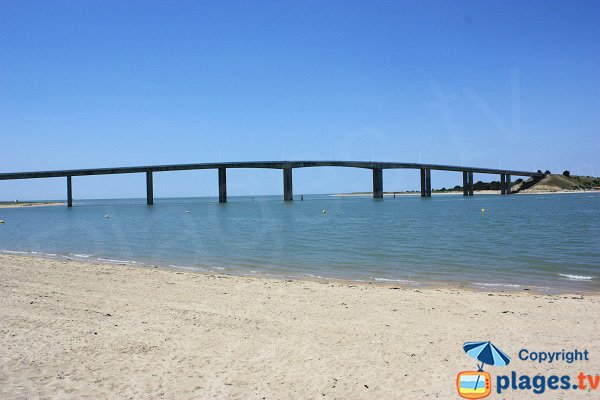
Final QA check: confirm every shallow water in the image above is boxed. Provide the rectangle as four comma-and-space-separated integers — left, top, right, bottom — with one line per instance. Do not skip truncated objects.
1, 193, 599, 292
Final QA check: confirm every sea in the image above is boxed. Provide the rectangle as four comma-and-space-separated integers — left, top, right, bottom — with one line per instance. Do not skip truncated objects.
1, 193, 599, 293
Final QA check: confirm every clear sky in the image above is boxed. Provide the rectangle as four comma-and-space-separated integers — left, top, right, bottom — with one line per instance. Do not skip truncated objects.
1, 0, 599, 200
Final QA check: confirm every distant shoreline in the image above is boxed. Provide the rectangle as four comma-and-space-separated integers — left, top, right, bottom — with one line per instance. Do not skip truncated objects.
0, 201, 64, 209
1, 190, 598, 205
331, 189, 600, 197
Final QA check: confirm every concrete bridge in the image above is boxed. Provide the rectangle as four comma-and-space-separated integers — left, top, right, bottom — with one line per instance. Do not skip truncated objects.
0, 161, 544, 206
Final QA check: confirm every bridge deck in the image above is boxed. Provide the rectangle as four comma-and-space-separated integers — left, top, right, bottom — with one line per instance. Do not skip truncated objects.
0, 161, 543, 180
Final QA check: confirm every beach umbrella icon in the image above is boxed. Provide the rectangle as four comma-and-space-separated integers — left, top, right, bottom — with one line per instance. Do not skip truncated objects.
463, 341, 511, 370
463, 341, 510, 395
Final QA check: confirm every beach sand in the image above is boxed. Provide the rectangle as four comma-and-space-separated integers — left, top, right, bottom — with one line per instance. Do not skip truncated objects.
0, 202, 64, 209
0, 254, 598, 399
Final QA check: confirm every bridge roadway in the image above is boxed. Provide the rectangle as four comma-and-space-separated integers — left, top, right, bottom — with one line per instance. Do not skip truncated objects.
0, 161, 545, 206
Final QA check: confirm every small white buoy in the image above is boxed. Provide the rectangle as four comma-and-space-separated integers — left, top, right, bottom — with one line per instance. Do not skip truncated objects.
0, 219, 4, 224
481, 208, 485, 213
185, 210, 190, 214
322, 209, 327, 214
104, 214, 109, 219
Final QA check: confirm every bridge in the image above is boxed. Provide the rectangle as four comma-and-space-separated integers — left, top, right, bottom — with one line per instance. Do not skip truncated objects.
0, 161, 545, 206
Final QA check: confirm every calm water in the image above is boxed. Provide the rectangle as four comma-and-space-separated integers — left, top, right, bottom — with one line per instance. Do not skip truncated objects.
1, 193, 599, 293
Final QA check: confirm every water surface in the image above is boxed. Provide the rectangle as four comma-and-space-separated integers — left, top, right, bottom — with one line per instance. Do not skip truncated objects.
1, 193, 598, 293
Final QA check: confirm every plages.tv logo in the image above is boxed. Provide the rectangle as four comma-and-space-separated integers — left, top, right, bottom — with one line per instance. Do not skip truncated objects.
456, 341, 511, 399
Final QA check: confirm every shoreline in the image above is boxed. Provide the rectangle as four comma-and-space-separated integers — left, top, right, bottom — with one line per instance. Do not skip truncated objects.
1, 251, 597, 296
0, 189, 597, 206
331, 189, 600, 197
1, 253, 598, 398
0, 201, 64, 209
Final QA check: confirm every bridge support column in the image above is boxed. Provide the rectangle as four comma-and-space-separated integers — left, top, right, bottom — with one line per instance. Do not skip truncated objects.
67, 175, 72, 207
500, 174, 506, 195
146, 171, 153, 205
420, 168, 431, 197
468, 172, 474, 195
218, 167, 227, 203
283, 168, 293, 201
463, 171, 468, 196
372, 168, 383, 198
506, 174, 511, 194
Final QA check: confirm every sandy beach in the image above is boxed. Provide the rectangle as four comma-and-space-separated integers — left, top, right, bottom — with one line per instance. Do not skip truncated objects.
0, 202, 64, 209
0, 254, 598, 399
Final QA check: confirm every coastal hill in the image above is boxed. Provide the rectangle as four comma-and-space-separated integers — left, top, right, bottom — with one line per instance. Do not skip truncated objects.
456, 172, 599, 193
513, 173, 600, 193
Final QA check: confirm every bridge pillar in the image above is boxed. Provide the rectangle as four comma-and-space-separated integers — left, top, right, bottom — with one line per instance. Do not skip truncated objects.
506, 174, 511, 194
218, 167, 227, 203
67, 175, 72, 207
146, 171, 153, 205
420, 168, 431, 197
372, 168, 383, 198
462, 171, 469, 196
500, 174, 507, 195
468, 172, 474, 195
283, 168, 293, 201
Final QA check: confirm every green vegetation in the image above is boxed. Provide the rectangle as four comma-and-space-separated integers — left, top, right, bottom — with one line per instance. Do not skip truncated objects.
570, 175, 600, 190
434, 185, 462, 193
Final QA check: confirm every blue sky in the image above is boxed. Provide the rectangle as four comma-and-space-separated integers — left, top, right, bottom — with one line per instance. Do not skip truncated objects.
1, 0, 599, 200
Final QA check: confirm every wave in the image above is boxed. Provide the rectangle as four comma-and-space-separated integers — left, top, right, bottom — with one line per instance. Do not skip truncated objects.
70, 253, 93, 258
558, 274, 593, 281
471, 282, 521, 288
168, 264, 193, 269
167, 264, 208, 272
97, 257, 137, 264
370, 277, 416, 283
1, 250, 29, 254
303, 273, 325, 279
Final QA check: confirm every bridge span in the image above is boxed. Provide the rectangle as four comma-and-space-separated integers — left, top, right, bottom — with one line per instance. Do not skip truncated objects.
0, 161, 545, 206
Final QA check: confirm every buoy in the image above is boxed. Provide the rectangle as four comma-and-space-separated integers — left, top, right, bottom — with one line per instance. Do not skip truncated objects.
481, 208, 485, 213
185, 210, 190, 214
0, 220, 4, 224
322, 209, 327, 214
104, 214, 109, 219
